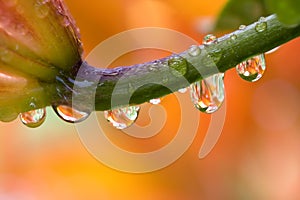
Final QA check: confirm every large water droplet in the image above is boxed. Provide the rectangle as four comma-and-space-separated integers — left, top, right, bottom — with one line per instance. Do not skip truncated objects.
190, 73, 225, 114
149, 98, 161, 105
20, 108, 46, 128
168, 56, 187, 77
203, 34, 217, 45
236, 54, 266, 82
53, 105, 90, 123
104, 106, 140, 129
188, 45, 201, 57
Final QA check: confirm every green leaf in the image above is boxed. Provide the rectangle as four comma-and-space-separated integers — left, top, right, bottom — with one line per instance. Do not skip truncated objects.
264, 0, 300, 26
215, 0, 269, 30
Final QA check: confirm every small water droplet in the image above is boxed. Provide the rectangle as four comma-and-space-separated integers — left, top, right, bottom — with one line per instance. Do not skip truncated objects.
20, 108, 46, 128
236, 54, 266, 82
239, 25, 246, 30
53, 105, 90, 123
149, 98, 161, 105
35, 1, 50, 19
104, 106, 140, 129
230, 34, 237, 40
168, 56, 187, 77
203, 34, 217, 45
190, 73, 225, 113
178, 88, 188, 94
188, 45, 201, 57
255, 21, 267, 32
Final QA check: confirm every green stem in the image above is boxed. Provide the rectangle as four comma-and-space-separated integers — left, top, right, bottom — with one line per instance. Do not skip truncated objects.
65, 14, 300, 111
1, 14, 300, 121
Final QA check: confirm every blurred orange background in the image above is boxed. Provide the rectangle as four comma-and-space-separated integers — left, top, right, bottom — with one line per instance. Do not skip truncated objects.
1, 0, 300, 199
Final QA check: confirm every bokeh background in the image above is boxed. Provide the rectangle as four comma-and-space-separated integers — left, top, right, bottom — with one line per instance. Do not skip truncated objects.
1, 0, 300, 199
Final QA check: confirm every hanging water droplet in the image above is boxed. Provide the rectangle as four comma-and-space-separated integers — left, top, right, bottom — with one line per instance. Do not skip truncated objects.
190, 73, 225, 114
34, 1, 50, 19
20, 108, 46, 128
255, 20, 267, 32
104, 106, 140, 129
52, 105, 90, 123
149, 98, 161, 105
236, 54, 266, 82
203, 34, 217, 45
188, 45, 201, 57
239, 25, 246, 30
168, 55, 187, 77
178, 88, 188, 94
1, 112, 18, 122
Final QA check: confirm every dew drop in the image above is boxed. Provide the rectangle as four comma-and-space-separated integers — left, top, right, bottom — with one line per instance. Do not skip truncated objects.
52, 105, 90, 123
255, 20, 267, 32
188, 45, 201, 57
104, 106, 140, 129
149, 98, 161, 105
230, 34, 237, 40
35, 1, 50, 19
236, 54, 266, 82
203, 34, 217, 45
190, 73, 225, 114
20, 108, 46, 128
178, 87, 188, 94
168, 55, 188, 77
239, 25, 246, 30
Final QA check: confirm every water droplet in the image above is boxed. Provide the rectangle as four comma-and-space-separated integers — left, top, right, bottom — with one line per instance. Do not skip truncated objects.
230, 34, 237, 40
188, 45, 201, 57
1, 112, 18, 122
255, 20, 267, 32
53, 105, 90, 123
35, 1, 50, 19
20, 108, 46, 128
236, 54, 266, 82
203, 34, 217, 45
168, 56, 187, 77
149, 98, 161, 105
178, 88, 188, 94
104, 106, 140, 129
190, 73, 225, 114
239, 25, 246, 30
